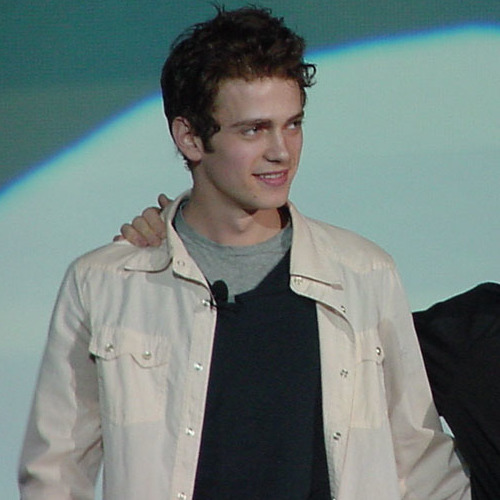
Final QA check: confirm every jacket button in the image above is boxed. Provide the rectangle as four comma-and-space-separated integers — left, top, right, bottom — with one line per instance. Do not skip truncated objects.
105, 343, 114, 353
177, 493, 187, 500
333, 432, 342, 441
142, 351, 152, 360
376, 346, 382, 356
194, 362, 203, 371
185, 427, 195, 436
340, 369, 349, 378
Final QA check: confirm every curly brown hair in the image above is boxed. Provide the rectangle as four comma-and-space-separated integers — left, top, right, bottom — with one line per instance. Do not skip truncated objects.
160, 6, 316, 164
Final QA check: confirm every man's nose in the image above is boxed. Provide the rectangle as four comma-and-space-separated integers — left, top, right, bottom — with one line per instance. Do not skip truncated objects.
265, 131, 290, 163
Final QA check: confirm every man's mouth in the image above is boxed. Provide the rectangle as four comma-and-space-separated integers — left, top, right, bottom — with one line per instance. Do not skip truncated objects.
257, 172, 285, 179
254, 170, 289, 187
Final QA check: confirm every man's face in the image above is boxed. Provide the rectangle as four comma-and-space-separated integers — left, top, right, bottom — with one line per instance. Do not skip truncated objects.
191, 77, 304, 216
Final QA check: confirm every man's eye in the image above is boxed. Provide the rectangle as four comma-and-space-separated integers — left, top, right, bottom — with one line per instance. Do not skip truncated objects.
289, 119, 303, 129
242, 126, 260, 136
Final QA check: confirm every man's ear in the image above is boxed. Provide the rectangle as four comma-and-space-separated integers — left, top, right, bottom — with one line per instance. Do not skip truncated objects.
171, 117, 204, 163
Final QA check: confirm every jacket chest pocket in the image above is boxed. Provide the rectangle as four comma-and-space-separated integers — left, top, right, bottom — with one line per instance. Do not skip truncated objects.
89, 326, 171, 425
351, 329, 386, 429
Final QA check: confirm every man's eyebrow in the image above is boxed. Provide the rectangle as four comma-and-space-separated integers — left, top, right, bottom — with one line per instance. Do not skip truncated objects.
229, 118, 272, 128
287, 111, 305, 123
283, 111, 305, 123
229, 111, 305, 128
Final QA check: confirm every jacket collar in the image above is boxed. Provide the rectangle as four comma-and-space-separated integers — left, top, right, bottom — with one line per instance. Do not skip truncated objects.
287, 202, 349, 318
122, 194, 347, 308
288, 202, 344, 288
122, 191, 203, 283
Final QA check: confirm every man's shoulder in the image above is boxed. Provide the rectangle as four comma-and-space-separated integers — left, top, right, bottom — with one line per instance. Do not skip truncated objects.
308, 216, 391, 256
293, 209, 395, 273
71, 240, 168, 274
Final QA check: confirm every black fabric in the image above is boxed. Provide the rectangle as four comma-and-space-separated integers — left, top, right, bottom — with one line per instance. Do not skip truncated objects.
413, 282, 500, 500
193, 252, 331, 499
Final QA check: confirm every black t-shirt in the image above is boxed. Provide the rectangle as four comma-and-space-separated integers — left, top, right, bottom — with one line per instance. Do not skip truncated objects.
193, 252, 331, 499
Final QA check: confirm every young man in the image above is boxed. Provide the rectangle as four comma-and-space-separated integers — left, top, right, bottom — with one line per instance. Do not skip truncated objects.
19, 7, 470, 500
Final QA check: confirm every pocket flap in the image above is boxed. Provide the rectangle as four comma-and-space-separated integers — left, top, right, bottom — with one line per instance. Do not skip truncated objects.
357, 329, 385, 364
89, 325, 170, 368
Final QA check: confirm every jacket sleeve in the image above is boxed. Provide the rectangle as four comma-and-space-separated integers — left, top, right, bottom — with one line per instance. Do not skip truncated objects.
378, 267, 470, 500
18, 262, 102, 500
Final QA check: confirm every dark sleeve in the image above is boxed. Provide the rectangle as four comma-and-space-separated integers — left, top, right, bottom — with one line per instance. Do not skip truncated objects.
413, 282, 500, 499
413, 282, 500, 410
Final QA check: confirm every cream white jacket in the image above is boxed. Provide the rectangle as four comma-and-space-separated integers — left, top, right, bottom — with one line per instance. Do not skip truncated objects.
19, 195, 470, 500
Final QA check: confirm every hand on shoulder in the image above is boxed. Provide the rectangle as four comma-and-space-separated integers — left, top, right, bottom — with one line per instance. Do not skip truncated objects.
114, 194, 171, 247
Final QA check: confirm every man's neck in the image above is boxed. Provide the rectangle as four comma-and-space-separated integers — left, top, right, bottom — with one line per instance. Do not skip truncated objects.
182, 199, 288, 247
